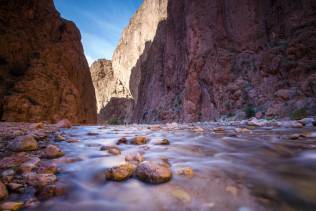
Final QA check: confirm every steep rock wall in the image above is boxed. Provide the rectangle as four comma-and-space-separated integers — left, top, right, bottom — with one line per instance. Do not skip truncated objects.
0, 0, 97, 123
112, 0, 168, 102
129, 0, 316, 123
91, 59, 132, 123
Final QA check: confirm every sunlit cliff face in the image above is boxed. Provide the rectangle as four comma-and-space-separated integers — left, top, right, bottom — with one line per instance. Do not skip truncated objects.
111, 0, 168, 102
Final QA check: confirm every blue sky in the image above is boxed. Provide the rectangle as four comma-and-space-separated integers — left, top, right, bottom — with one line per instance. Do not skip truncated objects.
54, 0, 143, 65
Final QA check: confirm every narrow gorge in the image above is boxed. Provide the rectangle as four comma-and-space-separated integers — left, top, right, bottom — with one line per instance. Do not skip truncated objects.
94, 0, 316, 124
0, 0, 316, 211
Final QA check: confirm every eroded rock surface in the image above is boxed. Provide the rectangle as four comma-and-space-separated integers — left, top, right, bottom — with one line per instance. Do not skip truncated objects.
112, 0, 316, 123
0, 0, 97, 124
91, 59, 133, 123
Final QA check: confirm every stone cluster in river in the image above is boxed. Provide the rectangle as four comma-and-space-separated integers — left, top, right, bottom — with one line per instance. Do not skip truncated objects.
0, 120, 78, 210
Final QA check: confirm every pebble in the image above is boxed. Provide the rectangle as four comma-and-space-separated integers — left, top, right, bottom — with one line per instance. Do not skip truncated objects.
44, 145, 64, 159
8, 135, 38, 152
0, 180, 8, 200
176, 167, 194, 178
0, 202, 23, 211
105, 163, 135, 181
193, 127, 204, 132
156, 139, 170, 145
125, 152, 144, 164
25, 173, 57, 187
30, 122, 44, 129
225, 186, 238, 196
117, 137, 127, 145
100, 146, 121, 155
247, 118, 268, 127
136, 161, 172, 184
213, 127, 225, 132
55, 134, 65, 141
131, 136, 149, 145
55, 119, 72, 128
235, 128, 251, 133
171, 188, 191, 203
37, 183, 67, 200
7, 183, 24, 193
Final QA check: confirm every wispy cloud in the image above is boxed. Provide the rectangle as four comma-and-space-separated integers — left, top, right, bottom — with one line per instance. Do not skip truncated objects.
54, 0, 143, 64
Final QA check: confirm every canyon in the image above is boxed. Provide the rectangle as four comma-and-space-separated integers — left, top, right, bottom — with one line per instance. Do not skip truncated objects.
95, 0, 316, 123
0, 0, 315, 210
0, 0, 96, 124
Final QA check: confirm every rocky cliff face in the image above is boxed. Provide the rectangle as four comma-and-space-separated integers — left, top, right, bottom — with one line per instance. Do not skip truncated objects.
91, 59, 132, 123
112, 0, 168, 102
123, 0, 316, 123
0, 0, 97, 123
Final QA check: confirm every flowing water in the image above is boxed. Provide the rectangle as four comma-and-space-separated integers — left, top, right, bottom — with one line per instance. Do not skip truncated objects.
30, 123, 316, 211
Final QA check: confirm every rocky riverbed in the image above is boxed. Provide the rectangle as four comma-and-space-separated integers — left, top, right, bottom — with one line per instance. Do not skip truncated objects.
0, 118, 316, 210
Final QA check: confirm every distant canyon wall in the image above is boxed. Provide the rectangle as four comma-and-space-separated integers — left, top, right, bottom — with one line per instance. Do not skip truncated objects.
91, 59, 132, 123
0, 0, 97, 123
112, 0, 316, 123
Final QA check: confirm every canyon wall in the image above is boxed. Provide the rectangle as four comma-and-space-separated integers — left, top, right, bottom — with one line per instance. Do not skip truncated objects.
91, 59, 132, 123
123, 0, 316, 123
112, 0, 168, 102
0, 0, 97, 123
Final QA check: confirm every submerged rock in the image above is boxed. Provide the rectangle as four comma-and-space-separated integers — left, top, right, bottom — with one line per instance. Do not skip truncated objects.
100, 146, 121, 155
8, 135, 38, 152
125, 153, 144, 164
105, 163, 135, 181
136, 161, 172, 184
176, 167, 194, 178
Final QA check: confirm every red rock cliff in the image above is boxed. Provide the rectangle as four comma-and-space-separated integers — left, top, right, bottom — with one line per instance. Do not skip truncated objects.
128, 0, 316, 123
0, 0, 97, 123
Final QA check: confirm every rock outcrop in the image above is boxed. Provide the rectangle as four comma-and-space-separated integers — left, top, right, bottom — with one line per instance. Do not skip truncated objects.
112, 0, 168, 102
91, 59, 132, 123
0, 0, 97, 123
115, 0, 316, 123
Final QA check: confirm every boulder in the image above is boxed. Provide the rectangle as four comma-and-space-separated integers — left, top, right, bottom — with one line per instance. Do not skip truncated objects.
136, 161, 172, 184
8, 135, 38, 152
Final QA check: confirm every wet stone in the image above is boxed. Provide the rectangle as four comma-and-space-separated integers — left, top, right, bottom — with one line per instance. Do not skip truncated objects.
8, 135, 38, 152
125, 152, 144, 164
36, 182, 67, 200
100, 146, 121, 155
159, 139, 170, 145
44, 145, 64, 159
55, 119, 72, 128
131, 136, 149, 145
25, 173, 57, 188
55, 134, 65, 142
105, 163, 135, 181
0, 180, 8, 200
176, 167, 194, 178
116, 137, 127, 145
0, 201, 23, 211
136, 161, 172, 184
7, 183, 24, 193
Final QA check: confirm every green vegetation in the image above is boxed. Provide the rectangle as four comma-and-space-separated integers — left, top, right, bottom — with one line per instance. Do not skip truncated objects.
244, 105, 255, 119
107, 118, 121, 125
290, 108, 307, 120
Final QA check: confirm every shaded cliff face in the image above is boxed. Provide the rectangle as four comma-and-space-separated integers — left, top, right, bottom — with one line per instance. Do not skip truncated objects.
0, 0, 97, 123
112, 0, 168, 102
129, 0, 316, 123
91, 59, 132, 123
